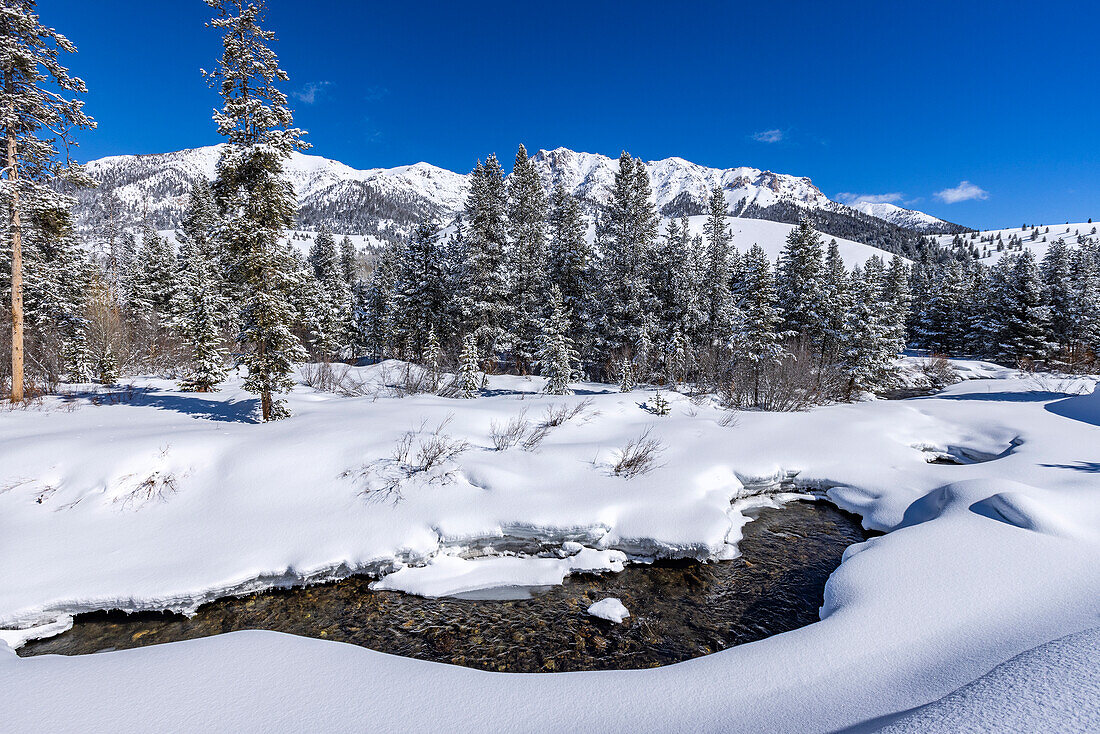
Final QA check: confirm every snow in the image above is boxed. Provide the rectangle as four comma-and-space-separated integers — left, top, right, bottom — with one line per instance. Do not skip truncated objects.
932, 221, 1099, 266
370, 548, 627, 598
847, 200, 953, 233
1, 362, 1098, 731
587, 597, 630, 624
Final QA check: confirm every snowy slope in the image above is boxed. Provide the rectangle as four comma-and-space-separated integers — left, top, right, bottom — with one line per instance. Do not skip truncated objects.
847, 201, 954, 233
931, 221, 1099, 266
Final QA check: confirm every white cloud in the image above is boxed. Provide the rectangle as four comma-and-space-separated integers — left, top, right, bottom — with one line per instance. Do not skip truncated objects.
837, 192, 904, 206
935, 180, 989, 204
752, 129, 784, 143
291, 81, 332, 105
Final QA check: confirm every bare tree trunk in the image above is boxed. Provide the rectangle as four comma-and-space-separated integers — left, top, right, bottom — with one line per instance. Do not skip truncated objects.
6, 70, 23, 403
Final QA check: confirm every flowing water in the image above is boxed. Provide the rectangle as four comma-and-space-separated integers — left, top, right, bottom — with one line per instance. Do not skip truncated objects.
20, 500, 869, 671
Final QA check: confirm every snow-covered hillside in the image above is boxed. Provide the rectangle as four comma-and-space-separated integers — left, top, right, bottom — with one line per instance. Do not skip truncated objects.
847, 200, 953, 233
932, 221, 1099, 266
73, 145, 964, 254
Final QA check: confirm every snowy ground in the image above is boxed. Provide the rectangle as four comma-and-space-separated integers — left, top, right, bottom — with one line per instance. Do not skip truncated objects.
1, 360, 1098, 732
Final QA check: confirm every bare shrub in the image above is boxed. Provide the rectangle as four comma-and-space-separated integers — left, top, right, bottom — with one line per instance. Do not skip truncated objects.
612, 428, 665, 478
520, 422, 551, 451
114, 470, 178, 510
352, 416, 470, 503
723, 342, 847, 412
717, 410, 740, 428
918, 355, 958, 390
539, 398, 594, 427
490, 410, 529, 451
1019, 366, 1091, 396
301, 361, 373, 397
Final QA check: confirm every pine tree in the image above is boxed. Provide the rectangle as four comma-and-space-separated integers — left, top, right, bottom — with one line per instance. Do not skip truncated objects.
176, 182, 227, 391
999, 250, 1053, 363
843, 257, 897, 395
1040, 237, 1076, 352
819, 238, 850, 361
618, 356, 635, 393
701, 187, 735, 348
734, 243, 784, 406
205, 0, 308, 421
1, 0, 95, 400
458, 156, 509, 357
392, 219, 446, 360
547, 182, 591, 354
883, 256, 911, 355
458, 333, 480, 398
600, 152, 657, 362
339, 235, 357, 287
538, 285, 578, 395
506, 144, 549, 370
425, 324, 442, 390
776, 217, 826, 346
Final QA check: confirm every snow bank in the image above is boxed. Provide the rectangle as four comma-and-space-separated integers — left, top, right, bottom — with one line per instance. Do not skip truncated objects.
371, 548, 626, 598
587, 598, 630, 623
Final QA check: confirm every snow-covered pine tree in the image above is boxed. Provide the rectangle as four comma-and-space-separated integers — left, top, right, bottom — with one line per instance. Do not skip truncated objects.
701, 187, 734, 349
359, 242, 399, 359
883, 256, 911, 355
339, 235, 357, 287
842, 257, 897, 396
1, 0, 95, 400
176, 182, 228, 391
618, 356, 635, 393
1070, 242, 1100, 362
506, 144, 548, 371
459, 155, 509, 358
599, 152, 657, 365
819, 238, 850, 361
138, 222, 177, 317
306, 226, 347, 357
538, 285, 578, 395
392, 219, 446, 361
1040, 237, 1076, 354
458, 333, 481, 398
734, 243, 784, 406
547, 182, 591, 358
204, 0, 308, 421
776, 217, 826, 346
425, 324, 442, 390
993, 249, 1052, 364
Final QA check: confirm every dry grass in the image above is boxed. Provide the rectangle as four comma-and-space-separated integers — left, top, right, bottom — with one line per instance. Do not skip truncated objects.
612, 428, 665, 478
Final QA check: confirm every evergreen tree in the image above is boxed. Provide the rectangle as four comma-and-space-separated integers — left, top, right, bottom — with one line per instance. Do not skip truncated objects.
776, 217, 826, 345
883, 256, 911, 354
506, 144, 549, 370
734, 243, 784, 405
538, 286, 578, 395
819, 239, 851, 361
176, 182, 227, 391
457, 333, 480, 399
338, 235, 357, 287
1, 0, 95, 400
458, 155, 509, 357
205, 0, 308, 421
546, 182, 591, 353
701, 187, 735, 348
990, 250, 1052, 363
1040, 237, 1075, 351
843, 257, 897, 395
392, 219, 446, 360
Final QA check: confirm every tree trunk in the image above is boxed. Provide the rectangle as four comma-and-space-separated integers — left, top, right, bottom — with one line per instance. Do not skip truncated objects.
6, 70, 23, 403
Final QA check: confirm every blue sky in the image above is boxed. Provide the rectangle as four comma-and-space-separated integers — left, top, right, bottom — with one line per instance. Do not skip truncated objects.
52, 0, 1098, 229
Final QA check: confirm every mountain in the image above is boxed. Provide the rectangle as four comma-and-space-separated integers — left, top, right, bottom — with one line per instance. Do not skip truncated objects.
846, 200, 955, 234
70, 145, 967, 257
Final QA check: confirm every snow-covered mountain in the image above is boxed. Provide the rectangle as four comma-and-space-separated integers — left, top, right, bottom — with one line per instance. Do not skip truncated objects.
71, 144, 964, 253
846, 200, 953, 234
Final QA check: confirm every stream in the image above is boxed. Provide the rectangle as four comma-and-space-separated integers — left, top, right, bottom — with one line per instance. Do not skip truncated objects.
20, 500, 870, 672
